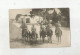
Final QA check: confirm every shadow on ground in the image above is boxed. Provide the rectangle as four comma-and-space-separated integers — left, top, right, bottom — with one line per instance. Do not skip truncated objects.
10, 38, 52, 47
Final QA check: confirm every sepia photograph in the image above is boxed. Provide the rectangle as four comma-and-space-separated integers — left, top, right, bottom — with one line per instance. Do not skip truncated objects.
9, 8, 70, 48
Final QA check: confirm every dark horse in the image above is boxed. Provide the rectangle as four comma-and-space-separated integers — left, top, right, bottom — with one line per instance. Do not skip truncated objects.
30, 25, 38, 44
40, 25, 47, 42
22, 28, 31, 42
26, 29, 31, 41
46, 28, 53, 43
55, 26, 62, 43
22, 28, 27, 42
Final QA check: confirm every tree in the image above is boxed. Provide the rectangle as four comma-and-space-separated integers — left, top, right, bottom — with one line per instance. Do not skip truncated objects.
58, 8, 70, 27
30, 9, 48, 24
52, 9, 58, 23
15, 14, 22, 21
30, 9, 43, 16
46, 9, 60, 24
30, 8, 62, 25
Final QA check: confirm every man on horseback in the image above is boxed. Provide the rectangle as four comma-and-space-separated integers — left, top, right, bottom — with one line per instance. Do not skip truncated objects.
31, 24, 37, 44
40, 24, 47, 42
55, 21, 62, 43
26, 28, 30, 42
31, 25, 36, 37
22, 27, 28, 42
46, 23, 53, 43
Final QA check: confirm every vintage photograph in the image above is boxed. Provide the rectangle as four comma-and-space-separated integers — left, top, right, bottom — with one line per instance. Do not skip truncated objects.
9, 8, 70, 48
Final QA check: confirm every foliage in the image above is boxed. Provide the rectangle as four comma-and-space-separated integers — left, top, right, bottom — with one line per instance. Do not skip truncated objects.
59, 8, 70, 27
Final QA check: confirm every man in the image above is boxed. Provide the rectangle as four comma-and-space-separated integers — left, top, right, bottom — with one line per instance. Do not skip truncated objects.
31, 25, 36, 35
46, 23, 53, 43
40, 25, 47, 42
31, 25, 37, 44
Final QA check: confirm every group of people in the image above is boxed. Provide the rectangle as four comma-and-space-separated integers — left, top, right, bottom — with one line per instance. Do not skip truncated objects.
22, 21, 62, 44
22, 24, 38, 44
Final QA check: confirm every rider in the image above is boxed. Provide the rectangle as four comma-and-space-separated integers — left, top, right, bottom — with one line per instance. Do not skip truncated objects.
31, 25, 36, 33
31, 24, 37, 38
31, 24, 38, 44
46, 23, 53, 43
55, 21, 62, 43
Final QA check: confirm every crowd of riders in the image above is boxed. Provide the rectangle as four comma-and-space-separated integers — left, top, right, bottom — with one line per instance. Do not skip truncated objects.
22, 21, 62, 44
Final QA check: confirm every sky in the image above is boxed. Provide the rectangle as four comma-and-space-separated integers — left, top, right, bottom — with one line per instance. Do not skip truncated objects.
9, 9, 32, 19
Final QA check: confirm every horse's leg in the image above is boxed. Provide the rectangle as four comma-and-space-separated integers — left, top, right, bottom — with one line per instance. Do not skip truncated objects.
59, 36, 61, 43
48, 36, 51, 43
29, 36, 30, 42
47, 36, 49, 43
30, 36, 32, 44
56, 35, 58, 43
40, 33, 42, 40
49, 37, 51, 43
28, 36, 31, 42
43, 38, 44, 43
36, 34, 38, 43
40, 34, 41, 40
40, 35, 41, 40
25, 37, 26, 42
26, 35, 28, 42
28, 33, 30, 42
35, 34, 37, 44
58, 36, 59, 43
34, 33, 37, 43
22, 36, 24, 42
23, 37, 26, 43
22, 35, 24, 41
28, 34, 30, 42
27, 34, 29, 41
29, 35, 32, 42
29, 34, 32, 44
50, 36, 52, 43
27, 37, 28, 42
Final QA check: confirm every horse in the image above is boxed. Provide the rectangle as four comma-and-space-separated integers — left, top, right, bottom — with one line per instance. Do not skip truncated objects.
26, 29, 31, 42
40, 25, 47, 42
22, 25, 31, 42
46, 28, 53, 43
55, 26, 62, 43
30, 25, 38, 44
22, 28, 28, 42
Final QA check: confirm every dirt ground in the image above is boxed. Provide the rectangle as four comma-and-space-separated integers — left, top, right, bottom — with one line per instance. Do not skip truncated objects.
9, 21, 70, 48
